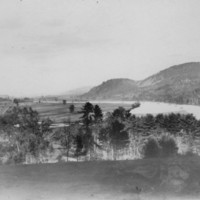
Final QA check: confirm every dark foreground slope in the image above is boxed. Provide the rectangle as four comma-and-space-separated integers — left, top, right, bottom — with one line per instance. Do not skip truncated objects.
0, 155, 200, 200
82, 62, 200, 105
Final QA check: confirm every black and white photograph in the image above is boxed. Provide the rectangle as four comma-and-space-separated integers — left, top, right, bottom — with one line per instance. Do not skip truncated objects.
0, 0, 200, 199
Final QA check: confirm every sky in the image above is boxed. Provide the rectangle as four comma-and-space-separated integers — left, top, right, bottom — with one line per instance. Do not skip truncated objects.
0, 0, 200, 97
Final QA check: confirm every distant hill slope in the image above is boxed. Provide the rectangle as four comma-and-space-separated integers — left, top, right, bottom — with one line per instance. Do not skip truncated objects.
81, 62, 200, 105
137, 62, 200, 104
82, 79, 139, 100
59, 86, 93, 99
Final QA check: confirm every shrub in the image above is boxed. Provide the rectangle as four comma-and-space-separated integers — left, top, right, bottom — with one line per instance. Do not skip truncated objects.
183, 148, 198, 157
143, 133, 178, 158
69, 104, 75, 113
143, 137, 160, 158
6, 152, 25, 164
159, 133, 178, 157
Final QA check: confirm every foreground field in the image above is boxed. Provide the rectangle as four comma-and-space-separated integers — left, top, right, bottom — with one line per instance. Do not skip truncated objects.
0, 156, 200, 200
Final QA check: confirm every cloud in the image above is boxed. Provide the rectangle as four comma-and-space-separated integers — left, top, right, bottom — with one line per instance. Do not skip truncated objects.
0, 28, 113, 64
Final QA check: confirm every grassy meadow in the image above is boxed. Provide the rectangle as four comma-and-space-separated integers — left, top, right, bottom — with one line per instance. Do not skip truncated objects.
0, 156, 200, 200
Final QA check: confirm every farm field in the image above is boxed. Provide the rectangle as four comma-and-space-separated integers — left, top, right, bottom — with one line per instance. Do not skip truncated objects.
21, 101, 200, 123
0, 156, 200, 200
23, 101, 133, 123
1, 99, 200, 123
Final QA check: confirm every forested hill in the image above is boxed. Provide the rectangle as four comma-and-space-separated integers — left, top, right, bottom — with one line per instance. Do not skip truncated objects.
81, 62, 200, 105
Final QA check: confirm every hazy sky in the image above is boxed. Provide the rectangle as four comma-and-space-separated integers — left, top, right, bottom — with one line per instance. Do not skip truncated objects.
1, 0, 200, 97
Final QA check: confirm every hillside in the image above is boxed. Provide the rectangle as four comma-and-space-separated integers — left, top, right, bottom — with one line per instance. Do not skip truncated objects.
82, 62, 200, 105
82, 79, 139, 100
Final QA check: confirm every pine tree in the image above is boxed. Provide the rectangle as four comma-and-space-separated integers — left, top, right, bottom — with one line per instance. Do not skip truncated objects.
142, 114, 156, 135
81, 102, 94, 126
94, 105, 103, 122
180, 114, 197, 134
165, 113, 181, 134
69, 104, 75, 113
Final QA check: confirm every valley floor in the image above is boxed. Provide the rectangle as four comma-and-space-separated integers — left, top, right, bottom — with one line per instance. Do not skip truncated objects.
0, 156, 200, 200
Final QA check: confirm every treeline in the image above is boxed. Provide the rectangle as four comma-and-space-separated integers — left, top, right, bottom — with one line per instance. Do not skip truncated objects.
126, 112, 200, 136
0, 102, 200, 164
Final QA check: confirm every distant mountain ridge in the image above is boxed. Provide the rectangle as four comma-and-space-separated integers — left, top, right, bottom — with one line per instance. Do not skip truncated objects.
81, 62, 200, 105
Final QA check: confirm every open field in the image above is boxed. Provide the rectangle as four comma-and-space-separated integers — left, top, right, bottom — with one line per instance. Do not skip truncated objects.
23, 101, 133, 123
2, 100, 200, 123
30, 102, 83, 122
22, 101, 200, 123
0, 156, 200, 200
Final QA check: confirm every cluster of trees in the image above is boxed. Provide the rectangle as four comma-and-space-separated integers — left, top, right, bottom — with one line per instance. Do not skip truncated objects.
76, 103, 200, 160
0, 107, 53, 163
0, 102, 104, 163
80, 102, 103, 125
0, 101, 200, 163
143, 134, 178, 158
13, 98, 33, 106
62, 100, 75, 113
52, 102, 129, 161
125, 113, 200, 137
70, 102, 103, 160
